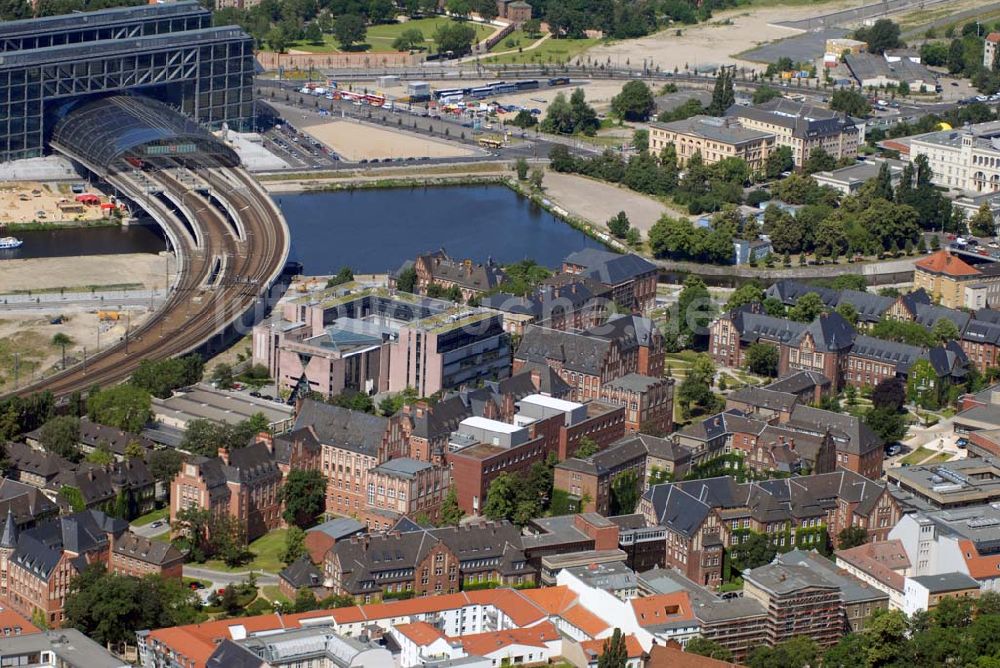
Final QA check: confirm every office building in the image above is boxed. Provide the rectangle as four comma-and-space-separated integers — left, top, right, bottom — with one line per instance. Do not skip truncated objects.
728, 99, 860, 166
649, 115, 775, 171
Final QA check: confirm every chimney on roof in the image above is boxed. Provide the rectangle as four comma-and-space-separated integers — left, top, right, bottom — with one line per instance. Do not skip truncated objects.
529, 367, 541, 391
257, 431, 274, 453
218, 446, 229, 466
789, 438, 795, 450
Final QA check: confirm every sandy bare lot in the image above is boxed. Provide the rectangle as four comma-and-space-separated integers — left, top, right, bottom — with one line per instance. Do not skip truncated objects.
542, 172, 686, 236
587, 1, 859, 72
0, 181, 112, 225
495, 79, 627, 117
0, 253, 173, 293
0, 309, 146, 391
295, 118, 480, 161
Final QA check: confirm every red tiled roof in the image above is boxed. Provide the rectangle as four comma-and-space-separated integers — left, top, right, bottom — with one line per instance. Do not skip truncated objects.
648, 645, 745, 667
561, 603, 610, 637
520, 585, 578, 614
394, 621, 445, 645
915, 251, 981, 277
630, 592, 694, 628
304, 532, 336, 564
580, 635, 645, 659
466, 588, 548, 627
835, 539, 909, 592
0, 605, 39, 636
987, 32, 1000, 43
959, 539, 1000, 580
456, 620, 559, 657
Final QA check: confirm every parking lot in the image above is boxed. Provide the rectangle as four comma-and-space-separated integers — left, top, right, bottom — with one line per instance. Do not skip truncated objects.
261, 121, 343, 169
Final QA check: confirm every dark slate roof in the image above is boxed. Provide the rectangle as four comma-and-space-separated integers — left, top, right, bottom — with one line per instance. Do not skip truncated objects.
602, 373, 668, 393
975, 308, 1000, 325
563, 249, 657, 285
729, 99, 857, 140
556, 436, 650, 476
727, 387, 799, 412
788, 405, 882, 455
0, 509, 17, 548
757, 424, 826, 469
207, 640, 267, 668
765, 370, 831, 394
642, 485, 713, 539
273, 426, 322, 466
308, 517, 366, 540
190, 456, 229, 490
12, 510, 127, 583
6, 441, 68, 479
765, 280, 839, 307
50, 467, 116, 506
515, 325, 611, 376
727, 306, 807, 346
850, 334, 923, 374
913, 303, 970, 330
294, 399, 389, 456
280, 554, 322, 588
963, 319, 1000, 346
677, 410, 767, 442
372, 457, 433, 479
585, 314, 659, 352
414, 250, 505, 292
226, 441, 281, 484
0, 479, 58, 527
899, 288, 932, 316
799, 311, 855, 352
837, 290, 894, 323
632, 433, 691, 464
113, 532, 183, 566
77, 419, 155, 455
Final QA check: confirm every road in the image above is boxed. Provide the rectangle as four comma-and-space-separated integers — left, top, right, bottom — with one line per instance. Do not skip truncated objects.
6, 156, 289, 399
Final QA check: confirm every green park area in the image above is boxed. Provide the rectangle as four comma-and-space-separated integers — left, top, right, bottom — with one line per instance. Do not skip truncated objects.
132, 506, 169, 527
289, 17, 494, 54
203, 528, 289, 574
483, 36, 597, 64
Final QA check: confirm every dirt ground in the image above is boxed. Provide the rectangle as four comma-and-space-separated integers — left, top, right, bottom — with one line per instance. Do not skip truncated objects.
294, 117, 480, 161
0, 253, 173, 293
586, 1, 859, 73
0, 181, 113, 225
542, 171, 685, 236
495, 79, 627, 116
0, 309, 147, 391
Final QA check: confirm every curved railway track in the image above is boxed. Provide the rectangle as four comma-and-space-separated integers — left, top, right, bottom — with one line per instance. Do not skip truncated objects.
8, 158, 289, 399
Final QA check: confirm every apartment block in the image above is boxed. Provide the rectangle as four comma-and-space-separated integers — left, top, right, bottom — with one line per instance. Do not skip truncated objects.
649, 115, 775, 171
728, 99, 860, 166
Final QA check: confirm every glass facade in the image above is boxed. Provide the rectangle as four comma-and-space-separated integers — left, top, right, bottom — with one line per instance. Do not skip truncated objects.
0, 3, 252, 162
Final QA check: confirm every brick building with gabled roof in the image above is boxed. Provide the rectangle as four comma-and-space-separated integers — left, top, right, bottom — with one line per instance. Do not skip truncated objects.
562, 249, 658, 312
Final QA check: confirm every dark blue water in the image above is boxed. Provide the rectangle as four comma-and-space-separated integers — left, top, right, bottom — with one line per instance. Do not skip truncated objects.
274, 185, 606, 274
0, 223, 166, 260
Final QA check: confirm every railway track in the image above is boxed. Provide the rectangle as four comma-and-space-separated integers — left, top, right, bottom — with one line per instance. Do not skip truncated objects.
8, 158, 289, 399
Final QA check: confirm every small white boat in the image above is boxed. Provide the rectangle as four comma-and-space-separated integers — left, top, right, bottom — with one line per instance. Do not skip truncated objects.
0, 236, 23, 250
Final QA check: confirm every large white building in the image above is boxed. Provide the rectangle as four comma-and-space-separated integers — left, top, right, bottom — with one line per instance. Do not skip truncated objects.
909, 121, 1000, 194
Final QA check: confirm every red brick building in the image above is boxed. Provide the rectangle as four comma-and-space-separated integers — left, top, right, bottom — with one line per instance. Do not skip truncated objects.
0, 509, 181, 627
554, 436, 649, 514
562, 249, 658, 312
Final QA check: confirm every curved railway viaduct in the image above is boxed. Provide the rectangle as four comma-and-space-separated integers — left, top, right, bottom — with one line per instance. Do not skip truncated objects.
8, 96, 290, 399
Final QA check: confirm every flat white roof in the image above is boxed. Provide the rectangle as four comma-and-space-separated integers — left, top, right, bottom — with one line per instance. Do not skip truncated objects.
459, 416, 523, 434
519, 394, 583, 412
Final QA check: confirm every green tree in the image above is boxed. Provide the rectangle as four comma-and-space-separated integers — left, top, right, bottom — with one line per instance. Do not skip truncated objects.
396, 266, 418, 293
51, 332, 73, 369
803, 147, 836, 174
610, 470, 640, 515
392, 27, 425, 51
631, 129, 649, 152
970, 203, 996, 237
211, 363, 235, 390
788, 292, 826, 322
726, 282, 764, 310
835, 302, 858, 325
608, 211, 630, 238
732, 532, 777, 570
872, 376, 906, 412
745, 343, 779, 377
748, 635, 818, 668
130, 355, 203, 399
522, 17, 541, 37
611, 80, 655, 121
304, 21, 324, 44
510, 109, 537, 128
38, 415, 81, 461
829, 89, 871, 116
86, 443, 114, 466
149, 448, 183, 483
281, 469, 326, 528
907, 358, 941, 409
752, 85, 783, 104
707, 67, 734, 116
675, 275, 715, 344
433, 21, 476, 56
515, 157, 529, 180
837, 525, 868, 549
326, 266, 354, 288
865, 406, 905, 444
569, 88, 599, 135
765, 145, 794, 179
87, 385, 152, 433
854, 18, 903, 54
541, 92, 574, 135
574, 436, 600, 458
598, 628, 628, 668
281, 526, 307, 565
333, 14, 366, 50
686, 637, 734, 661
529, 167, 544, 190
124, 441, 145, 460
439, 485, 464, 526
931, 317, 960, 343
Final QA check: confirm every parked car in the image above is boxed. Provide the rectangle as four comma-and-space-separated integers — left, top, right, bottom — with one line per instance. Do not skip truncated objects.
957, 438, 969, 449
188, 581, 204, 590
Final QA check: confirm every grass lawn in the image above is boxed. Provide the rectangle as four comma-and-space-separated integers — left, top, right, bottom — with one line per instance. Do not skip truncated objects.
483, 37, 597, 65
263, 585, 292, 605
489, 29, 534, 53
926, 452, 954, 465
132, 506, 169, 527
900, 447, 937, 466
203, 528, 288, 574
289, 18, 494, 54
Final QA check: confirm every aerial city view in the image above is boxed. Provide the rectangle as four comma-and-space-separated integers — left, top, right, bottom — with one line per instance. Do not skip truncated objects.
6, 0, 1000, 666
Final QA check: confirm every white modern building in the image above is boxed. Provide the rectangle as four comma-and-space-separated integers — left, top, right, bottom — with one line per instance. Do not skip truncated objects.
909, 121, 1000, 194
902, 573, 981, 616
